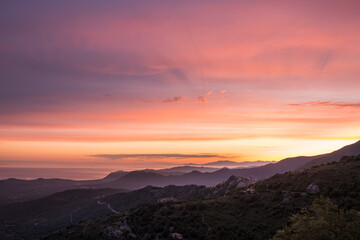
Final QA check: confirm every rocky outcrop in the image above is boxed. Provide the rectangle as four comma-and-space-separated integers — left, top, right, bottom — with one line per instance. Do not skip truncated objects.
171, 233, 183, 239
306, 183, 319, 194
282, 191, 291, 203
102, 226, 123, 238
213, 175, 253, 195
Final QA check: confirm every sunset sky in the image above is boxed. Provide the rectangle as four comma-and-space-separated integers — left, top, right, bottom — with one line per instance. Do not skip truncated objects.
1, 0, 360, 173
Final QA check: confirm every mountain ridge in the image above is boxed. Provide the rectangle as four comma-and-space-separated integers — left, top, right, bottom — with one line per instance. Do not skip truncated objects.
44, 153, 360, 240
1, 140, 359, 205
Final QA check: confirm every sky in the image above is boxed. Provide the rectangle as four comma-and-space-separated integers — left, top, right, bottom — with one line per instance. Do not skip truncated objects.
0, 0, 360, 174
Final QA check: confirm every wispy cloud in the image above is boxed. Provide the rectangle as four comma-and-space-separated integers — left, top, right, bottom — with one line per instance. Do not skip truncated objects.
90, 153, 231, 160
288, 101, 360, 108
197, 90, 227, 103
163, 96, 184, 103
197, 96, 207, 103
198, 90, 213, 103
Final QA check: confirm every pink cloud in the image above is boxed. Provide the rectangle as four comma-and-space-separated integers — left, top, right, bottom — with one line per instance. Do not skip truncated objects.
163, 96, 184, 103
288, 101, 360, 109
197, 96, 207, 103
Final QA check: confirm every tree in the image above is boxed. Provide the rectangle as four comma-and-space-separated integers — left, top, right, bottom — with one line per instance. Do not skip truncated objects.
272, 196, 360, 240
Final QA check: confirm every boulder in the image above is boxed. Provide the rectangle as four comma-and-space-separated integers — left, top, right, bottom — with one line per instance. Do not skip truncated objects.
306, 183, 319, 194
171, 233, 183, 239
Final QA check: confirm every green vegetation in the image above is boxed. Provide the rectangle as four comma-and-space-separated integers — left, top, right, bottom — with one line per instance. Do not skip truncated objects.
46, 155, 360, 240
0, 185, 210, 240
273, 196, 360, 240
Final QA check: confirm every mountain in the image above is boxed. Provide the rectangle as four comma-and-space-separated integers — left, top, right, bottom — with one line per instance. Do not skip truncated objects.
96, 155, 328, 190
1, 140, 359, 205
2, 141, 360, 239
103, 161, 273, 180
298, 140, 360, 169
227, 140, 360, 180
0, 176, 131, 205
104, 166, 220, 179
102, 170, 129, 180
0, 188, 122, 222
147, 166, 220, 175
0, 178, 83, 205
0, 168, 266, 206
0, 188, 121, 240
45, 154, 360, 240
0, 178, 252, 239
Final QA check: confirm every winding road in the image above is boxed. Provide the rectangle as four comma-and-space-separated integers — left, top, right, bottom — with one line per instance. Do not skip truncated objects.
97, 200, 119, 214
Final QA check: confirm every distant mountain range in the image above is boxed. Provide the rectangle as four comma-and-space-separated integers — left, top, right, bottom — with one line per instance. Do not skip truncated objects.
45, 152, 360, 240
1, 140, 359, 205
1, 141, 360, 239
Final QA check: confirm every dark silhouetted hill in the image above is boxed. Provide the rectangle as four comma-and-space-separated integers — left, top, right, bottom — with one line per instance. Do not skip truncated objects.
1, 141, 359, 205
45, 154, 360, 240
298, 140, 360, 169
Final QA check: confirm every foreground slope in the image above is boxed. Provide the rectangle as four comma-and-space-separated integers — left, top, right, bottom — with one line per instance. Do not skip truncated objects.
47, 154, 360, 240
0, 178, 250, 240
0, 188, 121, 240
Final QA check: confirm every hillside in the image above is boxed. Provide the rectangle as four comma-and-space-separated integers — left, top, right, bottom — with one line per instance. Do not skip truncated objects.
0, 188, 121, 240
46, 154, 360, 240
0, 178, 83, 205
298, 140, 360, 169
0, 177, 250, 240
1, 140, 359, 206
84, 140, 360, 190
